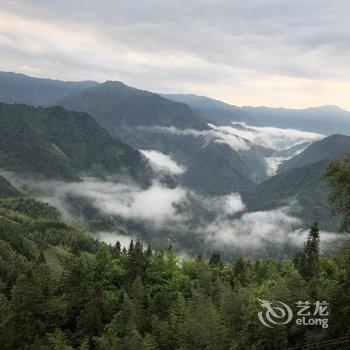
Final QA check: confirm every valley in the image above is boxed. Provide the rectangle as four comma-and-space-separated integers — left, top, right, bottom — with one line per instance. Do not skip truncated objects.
0, 71, 349, 260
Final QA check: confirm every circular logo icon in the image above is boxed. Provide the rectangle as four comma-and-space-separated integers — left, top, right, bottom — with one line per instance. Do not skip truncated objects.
258, 299, 293, 328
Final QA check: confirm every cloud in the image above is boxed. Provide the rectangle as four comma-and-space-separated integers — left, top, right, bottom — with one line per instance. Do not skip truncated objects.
203, 193, 246, 216
93, 231, 136, 249
265, 156, 286, 176
6, 175, 188, 226
142, 122, 323, 153
1, 1, 350, 108
201, 205, 338, 251
215, 122, 324, 150
140, 149, 186, 174
60, 179, 187, 225
1, 169, 340, 255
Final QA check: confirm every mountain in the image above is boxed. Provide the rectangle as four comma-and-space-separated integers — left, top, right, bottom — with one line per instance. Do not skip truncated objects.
242, 159, 337, 230
0, 103, 152, 184
240, 105, 350, 135
0, 73, 274, 197
278, 134, 350, 174
0, 71, 98, 106
0, 175, 21, 198
57, 81, 208, 131
163, 93, 247, 125
182, 142, 255, 195
277, 141, 312, 158
165, 93, 350, 135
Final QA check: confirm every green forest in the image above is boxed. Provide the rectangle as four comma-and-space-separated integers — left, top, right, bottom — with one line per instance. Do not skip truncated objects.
0, 155, 349, 349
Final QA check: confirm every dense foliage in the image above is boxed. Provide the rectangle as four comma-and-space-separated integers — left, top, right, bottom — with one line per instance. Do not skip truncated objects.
1, 154, 350, 349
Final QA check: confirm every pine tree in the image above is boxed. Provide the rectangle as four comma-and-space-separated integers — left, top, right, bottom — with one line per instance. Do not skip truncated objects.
76, 283, 104, 340
299, 223, 320, 282
125, 240, 147, 282
209, 250, 223, 268
234, 257, 247, 286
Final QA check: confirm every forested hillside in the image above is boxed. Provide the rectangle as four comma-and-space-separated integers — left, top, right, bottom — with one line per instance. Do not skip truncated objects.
0, 156, 349, 349
0, 103, 152, 184
278, 134, 350, 174
242, 160, 337, 230
57, 81, 207, 131
181, 142, 255, 195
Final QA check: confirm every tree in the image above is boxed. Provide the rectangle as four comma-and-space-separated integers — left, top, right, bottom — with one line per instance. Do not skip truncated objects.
325, 154, 350, 232
143, 333, 159, 350
76, 283, 104, 340
9, 272, 47, 347
46, 329, 73, 350
297, 223, 320, 283
125, 240, 148, 282
209, 250, 223, 268
234, 257, 247, 286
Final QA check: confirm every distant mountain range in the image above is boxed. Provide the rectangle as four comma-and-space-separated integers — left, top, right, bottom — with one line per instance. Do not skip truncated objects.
0, 71, 349, 233
57, 81, 207, 131
164, 93, 350, 135
0, 71, 98, 106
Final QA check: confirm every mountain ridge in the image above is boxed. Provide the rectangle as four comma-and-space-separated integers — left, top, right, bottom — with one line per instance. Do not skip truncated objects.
0, 103, 153, 184
0, 71, 98, 106
278, 134, 350, 174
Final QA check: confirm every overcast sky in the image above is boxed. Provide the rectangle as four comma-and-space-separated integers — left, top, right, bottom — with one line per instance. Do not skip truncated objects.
1, 0, 350, 108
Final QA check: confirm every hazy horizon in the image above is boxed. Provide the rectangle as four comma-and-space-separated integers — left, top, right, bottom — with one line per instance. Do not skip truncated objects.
3, 69, 350, 112
1, 1, 350, 109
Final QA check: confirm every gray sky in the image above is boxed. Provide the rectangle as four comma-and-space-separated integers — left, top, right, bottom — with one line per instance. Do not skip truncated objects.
1, 0, 350, 108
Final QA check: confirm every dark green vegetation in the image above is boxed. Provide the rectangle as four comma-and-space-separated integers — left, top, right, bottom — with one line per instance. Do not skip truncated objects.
0, 175, 21, 198
0, 103, 152, 183
278, 134, 350, 174
0, 71, 98, 106
0, 181, 350, 348
325, 153, 350, 233
242, 160, 337, 230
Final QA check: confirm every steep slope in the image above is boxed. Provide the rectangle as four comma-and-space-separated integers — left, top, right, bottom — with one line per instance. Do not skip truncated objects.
0, 175, 21, 198
242, 159, 337, 230
0, 103, 152, 184
278, 135, 350, 174
0, 71, 98, 106
182, 142, 255, 196
57, 81, 208, 131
